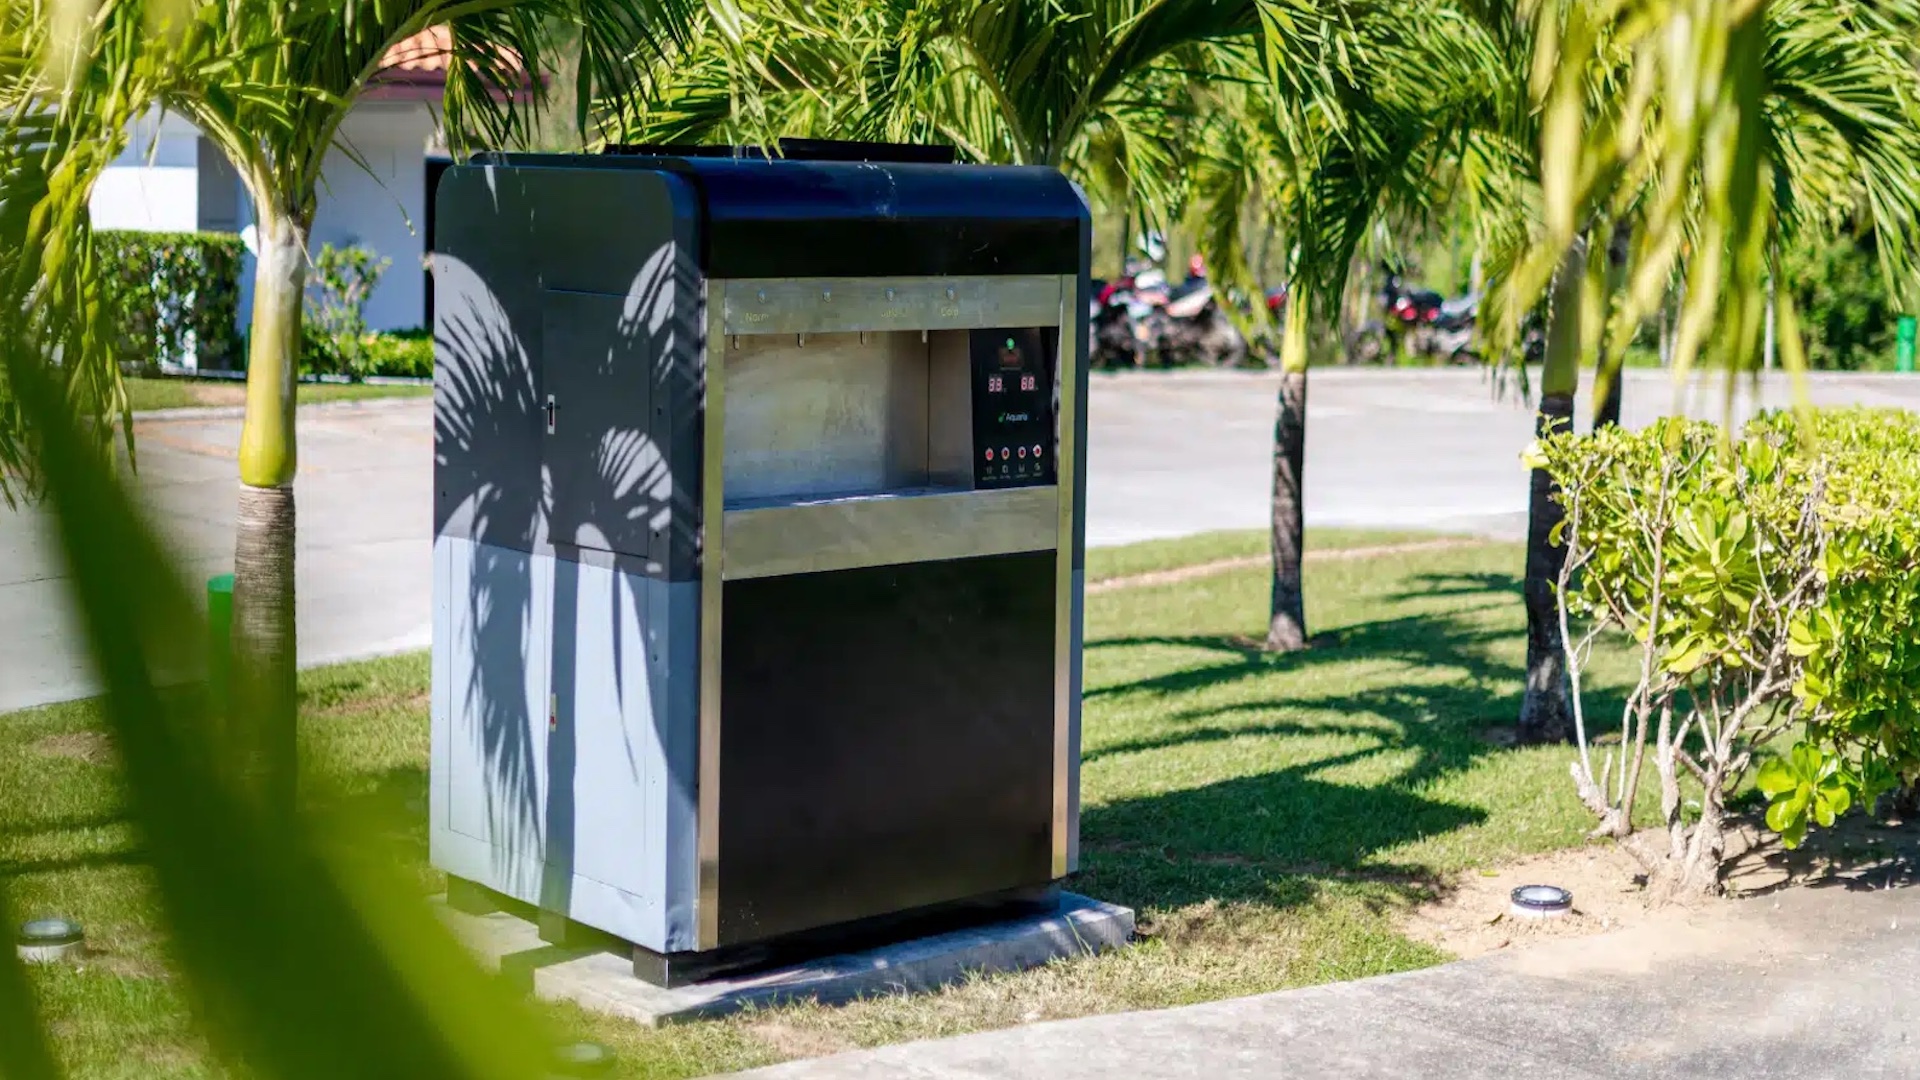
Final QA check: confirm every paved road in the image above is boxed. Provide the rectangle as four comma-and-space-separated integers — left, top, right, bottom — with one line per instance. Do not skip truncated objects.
730, 882, 1920, 1080
5, 370, 1919, 712
1, 401, 433, 713
1088, 367, 1920, 545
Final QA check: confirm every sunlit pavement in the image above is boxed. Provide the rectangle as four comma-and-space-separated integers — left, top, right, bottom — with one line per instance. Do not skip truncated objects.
6, 369, 1920, 713
1, 400, 432, 713
730, 882, 1920, 1080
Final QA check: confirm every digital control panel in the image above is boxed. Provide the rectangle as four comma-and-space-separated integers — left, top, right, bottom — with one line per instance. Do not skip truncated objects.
970, 328, 1057, 489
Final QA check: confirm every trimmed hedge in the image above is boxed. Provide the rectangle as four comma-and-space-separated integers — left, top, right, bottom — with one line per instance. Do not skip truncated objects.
360, 328, 432, 378
96, 230, 245, 371
299, 327, 431, 380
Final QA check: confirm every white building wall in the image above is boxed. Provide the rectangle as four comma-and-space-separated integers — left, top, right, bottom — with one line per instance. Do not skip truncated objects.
89, 108, 202, 232
308, 102, 438, 332
105, 102, 440, 336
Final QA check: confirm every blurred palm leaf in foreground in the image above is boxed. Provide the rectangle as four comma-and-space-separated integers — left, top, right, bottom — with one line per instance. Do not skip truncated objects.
0, 335, 553, 1075
2, 0, 695, 826
1515, 0, 1920, 386
0, 2, 576, 1054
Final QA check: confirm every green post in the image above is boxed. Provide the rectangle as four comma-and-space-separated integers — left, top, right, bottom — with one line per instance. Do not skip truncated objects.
1898, 316, 1917, 373
207, 573, 234, 715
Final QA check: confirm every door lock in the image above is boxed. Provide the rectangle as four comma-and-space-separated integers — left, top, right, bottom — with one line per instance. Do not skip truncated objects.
544, 394, 557, 434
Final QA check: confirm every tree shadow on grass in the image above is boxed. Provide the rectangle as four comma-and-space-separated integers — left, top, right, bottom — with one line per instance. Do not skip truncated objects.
305, 763, 433, 868
1076, 568, 1631, 919
0, 811, 129, 841
1385, 571, 1521, 601
1086, 763, 1486, 876
1085, 593, 1515, 704
0, 847, 145, 880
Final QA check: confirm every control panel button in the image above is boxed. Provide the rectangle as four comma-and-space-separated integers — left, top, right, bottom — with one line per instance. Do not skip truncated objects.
969, 328, 1057, 491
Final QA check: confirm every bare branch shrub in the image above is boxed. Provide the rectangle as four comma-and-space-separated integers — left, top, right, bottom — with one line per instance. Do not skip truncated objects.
1536, 409, 1920, 897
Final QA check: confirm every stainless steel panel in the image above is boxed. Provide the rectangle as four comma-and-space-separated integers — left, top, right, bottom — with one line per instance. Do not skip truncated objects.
721, 275, 1064, 336
697, 284, 725, 950
1051, 274, 1079, 879
723, 331, 930, 503
927, 330, 975, 488
722, 487, 1058, 580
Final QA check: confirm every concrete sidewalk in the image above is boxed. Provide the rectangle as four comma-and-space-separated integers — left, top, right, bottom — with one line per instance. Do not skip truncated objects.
734, 884, 1920, 1079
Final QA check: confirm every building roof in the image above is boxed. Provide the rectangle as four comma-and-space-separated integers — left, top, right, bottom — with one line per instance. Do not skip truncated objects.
367, 26, 530, 102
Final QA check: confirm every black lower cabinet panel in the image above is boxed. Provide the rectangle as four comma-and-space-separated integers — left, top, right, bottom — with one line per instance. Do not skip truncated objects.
717, 551, 1057, 946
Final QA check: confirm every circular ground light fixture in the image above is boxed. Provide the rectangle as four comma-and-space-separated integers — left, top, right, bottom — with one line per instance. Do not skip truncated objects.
549, 1041, 614, 1078
17, 917, 84, 963
1509, 885, 1573, 920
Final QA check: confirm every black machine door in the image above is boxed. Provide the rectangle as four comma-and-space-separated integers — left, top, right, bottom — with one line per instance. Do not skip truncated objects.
715, 551, 1057, 946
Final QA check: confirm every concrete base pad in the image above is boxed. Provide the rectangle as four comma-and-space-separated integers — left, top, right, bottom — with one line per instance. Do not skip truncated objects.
441, 892, 1134, 1025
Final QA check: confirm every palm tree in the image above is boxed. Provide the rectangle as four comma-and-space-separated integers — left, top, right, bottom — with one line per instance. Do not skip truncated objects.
0, 10, 139, 507
1469, 0, 1920, 742
4, 0, 691, 806
618, 0, 1504, 653
1218, 9, 1502, 651
1514, 0, 1920, 384
611, 0, 1263, 210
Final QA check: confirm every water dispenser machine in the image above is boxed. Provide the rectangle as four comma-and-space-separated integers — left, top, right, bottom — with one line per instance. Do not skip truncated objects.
430, 141, 1090, 985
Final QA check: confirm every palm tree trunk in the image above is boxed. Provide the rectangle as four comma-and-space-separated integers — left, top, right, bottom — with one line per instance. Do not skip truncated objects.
1591, 364, 1622, 431
1763, 269, 1776, 371
231, 209, 305, 810
1267, 289, 1309, 652
1592, 221, 1632, 431
1519, 240, 1584, 745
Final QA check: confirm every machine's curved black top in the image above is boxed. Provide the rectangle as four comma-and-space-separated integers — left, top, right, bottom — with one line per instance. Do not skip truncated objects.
606, 138, 958, 164
477, 147, 1087, 279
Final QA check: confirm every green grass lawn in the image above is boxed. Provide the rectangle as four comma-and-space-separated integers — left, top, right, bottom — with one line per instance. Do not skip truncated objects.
1085, 527, 1458, 582
0, 532, 1635, 1078
123, 377, 431, 413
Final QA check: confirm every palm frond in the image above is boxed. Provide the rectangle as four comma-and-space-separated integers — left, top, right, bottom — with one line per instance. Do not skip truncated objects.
1518, 0, 1920, 381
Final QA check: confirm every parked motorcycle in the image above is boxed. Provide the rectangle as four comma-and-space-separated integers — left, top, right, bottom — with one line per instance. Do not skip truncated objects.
1349, 275, 1483, 365
1091, 277, 1148, 368
1090, 263, 1166, 368
1424, 294, 1482, 364
1088, 259, 1248, 367
1156, 281, 1248, 367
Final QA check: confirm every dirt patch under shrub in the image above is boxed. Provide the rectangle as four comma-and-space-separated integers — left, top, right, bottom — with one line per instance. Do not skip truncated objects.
1403, 814, 1920, 961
